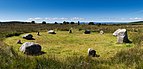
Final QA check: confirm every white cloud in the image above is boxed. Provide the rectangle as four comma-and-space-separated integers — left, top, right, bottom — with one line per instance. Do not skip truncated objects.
71, 17, 85, 20
129, 17, 143, 21
35, 17, 42, 20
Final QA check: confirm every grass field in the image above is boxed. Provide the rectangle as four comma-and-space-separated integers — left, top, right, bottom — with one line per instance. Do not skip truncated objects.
3, 30, 136, 68
1, 24, 143, 68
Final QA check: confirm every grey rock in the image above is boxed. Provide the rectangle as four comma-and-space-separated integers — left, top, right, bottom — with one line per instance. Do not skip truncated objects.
88, 48, 96, 57
69, 30, 72, 33
22, 34, 33, 40
100, 30, 104, 34
48, 30, 56, 34
113, 29, 131, 43
17, 40, 22, 44
37, 32, 40, 36
20, 42, 41, 55
84, 30, 91, 34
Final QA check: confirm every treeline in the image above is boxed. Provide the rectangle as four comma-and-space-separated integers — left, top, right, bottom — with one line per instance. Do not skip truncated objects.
1, 20, 143, 25
0, 21, 34, 24
0, 21, 127, 25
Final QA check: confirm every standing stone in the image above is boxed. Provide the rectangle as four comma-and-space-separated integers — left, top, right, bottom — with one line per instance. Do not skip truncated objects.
100, 30, 104, 34
69, 30, 72, 33
113, 29, 131, 43
37, 32, 40, 36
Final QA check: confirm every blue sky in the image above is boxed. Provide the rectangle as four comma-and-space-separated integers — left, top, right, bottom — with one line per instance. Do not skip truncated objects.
0, 0, 143, 22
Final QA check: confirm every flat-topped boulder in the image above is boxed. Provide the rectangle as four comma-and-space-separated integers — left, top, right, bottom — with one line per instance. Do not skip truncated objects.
22, 34, 33, 40
84, 30, 91, 34
48, 30, 56, 34
19, 42, 41, 55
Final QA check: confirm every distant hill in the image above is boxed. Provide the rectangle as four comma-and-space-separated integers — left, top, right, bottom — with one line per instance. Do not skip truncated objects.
79, 22, 128, 25
0, 21, 33, 24
129, 21, 143, 25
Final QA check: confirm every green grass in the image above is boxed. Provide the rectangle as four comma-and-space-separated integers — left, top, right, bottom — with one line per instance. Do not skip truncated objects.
1, 23, 143, 68
4, 31, 134, 58
3, 30, 136, 68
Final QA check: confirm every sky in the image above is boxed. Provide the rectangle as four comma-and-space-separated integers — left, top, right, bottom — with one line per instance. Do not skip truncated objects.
0, 0, 143, 23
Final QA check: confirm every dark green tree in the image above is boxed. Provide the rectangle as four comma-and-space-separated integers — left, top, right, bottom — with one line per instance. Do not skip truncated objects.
63, 21, 69, 24
78, 21, 80, 25
63, 21, 66, 24
42, 21, 46, 24
88, 22, 95, 25
31, 21, 35, 24
70, 22, 75, 24
96, 23, 102, 26
54, 22, 58, 24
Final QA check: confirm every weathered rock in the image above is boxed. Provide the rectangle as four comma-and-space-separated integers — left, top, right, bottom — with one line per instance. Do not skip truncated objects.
17, 40, 22, 44
22, 34, 33, 40
48, 30, 56, 34
19, 42, 41, 55
88, 48, 99, 57
88, 48, 96, 57
84, 30, 91, 34
113, 29, 131, 43
37, 32, 40, 36
69, 30, 72, 33
113, 29, 123, 36
100, 30, 104, 34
